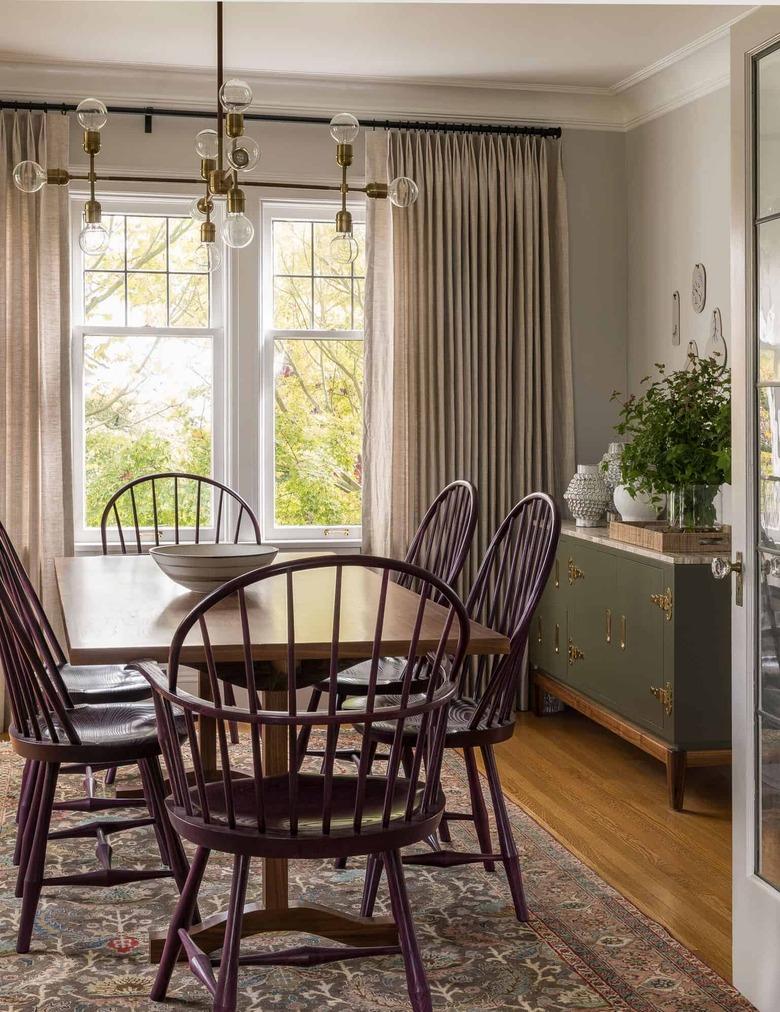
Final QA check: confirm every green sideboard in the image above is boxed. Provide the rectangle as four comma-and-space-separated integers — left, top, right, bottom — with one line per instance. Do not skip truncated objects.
529, 522, 731, 810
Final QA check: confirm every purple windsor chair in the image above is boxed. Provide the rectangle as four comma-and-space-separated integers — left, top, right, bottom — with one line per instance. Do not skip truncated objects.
360, 492, 560, 923
299, 480, 477, 764
0, 573, 192, 954
138, 555, 471, 1012
0, 522, 154, 866
100, 471, 262, 764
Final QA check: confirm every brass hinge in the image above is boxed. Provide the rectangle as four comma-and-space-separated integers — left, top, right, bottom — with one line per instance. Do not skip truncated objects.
568, 557, 584, 585
650, 681, 673, 716
650, 587, 673, 621
568, 639, 584, 665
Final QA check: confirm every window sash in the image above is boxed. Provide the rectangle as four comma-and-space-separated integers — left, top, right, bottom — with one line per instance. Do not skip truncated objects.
261, 200, 364, 543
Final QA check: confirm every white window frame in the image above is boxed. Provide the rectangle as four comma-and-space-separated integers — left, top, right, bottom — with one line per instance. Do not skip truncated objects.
260, 200, 365, 545
70, 194, 227, 546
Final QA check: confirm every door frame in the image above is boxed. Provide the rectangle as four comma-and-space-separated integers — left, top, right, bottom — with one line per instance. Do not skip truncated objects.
731, 11, 780, 1007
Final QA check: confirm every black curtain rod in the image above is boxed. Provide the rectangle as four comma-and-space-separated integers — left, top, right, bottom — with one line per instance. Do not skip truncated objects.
0, 98, 562, 139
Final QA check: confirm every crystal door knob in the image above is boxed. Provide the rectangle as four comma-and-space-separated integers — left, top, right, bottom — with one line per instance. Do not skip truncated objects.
711, 556, 743, 580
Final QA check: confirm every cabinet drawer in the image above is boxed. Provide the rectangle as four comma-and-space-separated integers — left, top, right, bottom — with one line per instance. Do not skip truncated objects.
565, 543, 618, 699
530, 558, 566, 680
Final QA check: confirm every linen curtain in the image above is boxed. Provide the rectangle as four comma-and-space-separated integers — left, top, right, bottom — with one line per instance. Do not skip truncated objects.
0, 110, 72, 728
363, 129, 574, 702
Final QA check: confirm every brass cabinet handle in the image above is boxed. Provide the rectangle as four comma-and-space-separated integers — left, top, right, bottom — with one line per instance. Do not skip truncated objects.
554, 623, 560, 654
536, 616, 543, 644
605, 608, 612, 644
554, 558, 560, 588
650, 588, 673, 621
568, 557, 584, 585
568, 639, 584, 665
620, 615, 626, 650
650, 681, 673, 716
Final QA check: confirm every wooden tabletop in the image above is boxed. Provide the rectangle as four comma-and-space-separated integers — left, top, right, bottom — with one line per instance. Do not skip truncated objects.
55, 554, 509, 665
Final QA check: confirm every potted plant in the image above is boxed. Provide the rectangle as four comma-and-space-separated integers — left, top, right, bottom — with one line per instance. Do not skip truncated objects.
609, 352, 731, 530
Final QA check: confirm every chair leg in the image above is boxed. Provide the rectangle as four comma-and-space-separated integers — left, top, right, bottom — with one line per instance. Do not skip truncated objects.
481, 745, 529, 922
401, 746, 414, 778
16, 763, 45, 896
136, 759, 170, 868
142, 756, 192, 895
13, 760, 38, 866
222, 681, 240, 745
438, 816, 452, 844
151, 845, 211, 1002
296, 687, 322, 770
104, 766, 117, 786
213, 853, 251, 1012
360, 853, 384, 917
383, 849, 432, 1012
17, 762, 59, 953
464, 747, 495, 872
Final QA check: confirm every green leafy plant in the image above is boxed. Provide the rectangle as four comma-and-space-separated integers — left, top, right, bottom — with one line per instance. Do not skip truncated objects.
610, 353, 731, 505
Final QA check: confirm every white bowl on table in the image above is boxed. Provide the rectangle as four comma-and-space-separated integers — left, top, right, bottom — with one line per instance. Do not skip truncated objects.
149, 543, 279, 593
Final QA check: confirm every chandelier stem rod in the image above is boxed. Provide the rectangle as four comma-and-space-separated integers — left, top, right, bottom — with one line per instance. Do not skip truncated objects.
216, 0, 224, 173
66, 172, 345, 192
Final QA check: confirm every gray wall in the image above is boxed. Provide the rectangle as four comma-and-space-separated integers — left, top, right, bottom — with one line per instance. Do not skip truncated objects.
563, 128, 628, 465
626, 88, 731, 390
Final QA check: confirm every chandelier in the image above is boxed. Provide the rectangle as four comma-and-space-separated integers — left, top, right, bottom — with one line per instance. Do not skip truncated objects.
11, 1, 418, 272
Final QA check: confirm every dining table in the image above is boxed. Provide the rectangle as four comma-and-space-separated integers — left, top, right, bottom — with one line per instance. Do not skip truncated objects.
54, 552, 510, 963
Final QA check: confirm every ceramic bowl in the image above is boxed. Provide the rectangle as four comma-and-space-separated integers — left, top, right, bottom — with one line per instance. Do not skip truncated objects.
149, 543, 279, 593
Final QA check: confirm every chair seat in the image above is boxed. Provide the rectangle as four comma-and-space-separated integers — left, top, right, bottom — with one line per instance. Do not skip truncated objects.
168, 773, 444, 859
356, 695, 516, 748
321, 656, 441, 697
61, 663, 151, 705
11, 701, 182, 761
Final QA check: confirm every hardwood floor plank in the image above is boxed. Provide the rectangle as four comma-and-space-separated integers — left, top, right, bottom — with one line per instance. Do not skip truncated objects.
489, 709, 732, 980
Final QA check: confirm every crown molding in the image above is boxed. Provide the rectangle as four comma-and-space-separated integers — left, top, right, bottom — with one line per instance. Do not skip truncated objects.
0, 11, 755, 135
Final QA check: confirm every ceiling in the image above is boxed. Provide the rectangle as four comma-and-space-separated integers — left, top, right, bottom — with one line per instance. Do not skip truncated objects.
0, 2, 750, 91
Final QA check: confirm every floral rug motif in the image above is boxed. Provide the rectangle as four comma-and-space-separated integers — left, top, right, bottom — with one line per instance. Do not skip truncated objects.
0, 742, 753, 1011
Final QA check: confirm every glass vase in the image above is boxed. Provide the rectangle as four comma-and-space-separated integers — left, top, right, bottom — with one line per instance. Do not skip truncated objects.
668, 485, 722, 531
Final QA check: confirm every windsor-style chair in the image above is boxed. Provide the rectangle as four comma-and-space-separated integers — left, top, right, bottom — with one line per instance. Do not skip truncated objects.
299, 480, 477, 780
0, 573, 191, 954
0, 522, 154, 865
100, 471, 262, 764
139, 555, 471, 1012
360, 493, 560, 923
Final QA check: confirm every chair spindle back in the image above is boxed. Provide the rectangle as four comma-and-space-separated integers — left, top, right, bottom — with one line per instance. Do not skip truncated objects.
400, 480, 478, 595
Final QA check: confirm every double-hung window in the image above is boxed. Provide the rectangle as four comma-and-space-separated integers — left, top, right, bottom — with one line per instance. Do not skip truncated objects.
70, 196, 225, 545
261, 202, 365, 543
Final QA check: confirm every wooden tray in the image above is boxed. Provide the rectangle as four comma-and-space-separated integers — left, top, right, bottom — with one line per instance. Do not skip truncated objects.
608, 520, 731, 554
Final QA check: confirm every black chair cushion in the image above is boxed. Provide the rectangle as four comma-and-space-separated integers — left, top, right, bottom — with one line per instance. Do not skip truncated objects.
60, 663, 151, 705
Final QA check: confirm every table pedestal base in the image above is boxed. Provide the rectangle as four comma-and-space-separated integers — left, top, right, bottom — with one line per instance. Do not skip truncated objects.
149, 900, 399, 963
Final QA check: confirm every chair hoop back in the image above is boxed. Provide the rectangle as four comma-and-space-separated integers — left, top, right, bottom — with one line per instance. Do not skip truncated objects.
464, 493, 560, 728
99, 472, 261, 554
400, 479, 478, 594
139, 555, 471, 841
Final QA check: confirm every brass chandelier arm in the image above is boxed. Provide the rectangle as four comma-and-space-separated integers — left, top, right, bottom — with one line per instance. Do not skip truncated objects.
53, 170, 389, 197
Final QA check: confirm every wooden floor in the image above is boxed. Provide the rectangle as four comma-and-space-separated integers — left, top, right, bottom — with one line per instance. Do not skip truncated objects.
488, 709, 732, 980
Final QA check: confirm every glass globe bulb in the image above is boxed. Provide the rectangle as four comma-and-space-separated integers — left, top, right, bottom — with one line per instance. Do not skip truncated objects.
189, 197, 213, 223
227, 136, 260, 172
330, 232, 359, 266
219, 78, 253, 113
222, 213, 255, 249
195, 241, 222, 274
13, 160, 46, 193
388, 176, 419, 208
76, 97, 108, 132
79, 221, 109, 255
329, 112, 360, 145
194, 128, 220, 161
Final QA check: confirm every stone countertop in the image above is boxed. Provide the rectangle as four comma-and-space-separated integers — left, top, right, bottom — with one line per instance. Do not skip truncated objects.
560, 520, 727, 566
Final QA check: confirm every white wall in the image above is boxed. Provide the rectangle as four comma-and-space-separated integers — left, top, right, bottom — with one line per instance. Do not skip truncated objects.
626, 87, 731, 391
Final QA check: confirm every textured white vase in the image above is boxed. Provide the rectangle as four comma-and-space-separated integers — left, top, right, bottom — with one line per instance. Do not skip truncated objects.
613, 484, 664, 522
599, 441, 625, 511
564, 465, 610, 527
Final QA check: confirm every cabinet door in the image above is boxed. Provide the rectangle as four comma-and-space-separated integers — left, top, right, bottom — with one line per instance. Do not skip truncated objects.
530, 555, 566, 680
614, 556, 668, 733
566, 543, 617, 697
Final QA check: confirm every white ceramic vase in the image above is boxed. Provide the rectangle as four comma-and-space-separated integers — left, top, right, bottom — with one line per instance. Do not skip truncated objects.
564, 465, 610, 527
613, 484, 664, 522
599, 441, 625, 511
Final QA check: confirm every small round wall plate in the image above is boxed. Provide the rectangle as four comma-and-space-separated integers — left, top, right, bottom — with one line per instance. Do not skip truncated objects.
692, 263, 706, 313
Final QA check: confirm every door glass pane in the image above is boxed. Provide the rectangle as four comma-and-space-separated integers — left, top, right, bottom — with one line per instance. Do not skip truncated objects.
758, 48, 780, 219
759, 387, 780, 545
760, 552, 780, 716
759, 219, 780, 381
82, 333, 213, 527
760, 713, 780, 887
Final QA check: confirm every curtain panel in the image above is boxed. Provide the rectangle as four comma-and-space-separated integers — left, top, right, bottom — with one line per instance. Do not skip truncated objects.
0, 110, 72, 728
363, 129, 574, 598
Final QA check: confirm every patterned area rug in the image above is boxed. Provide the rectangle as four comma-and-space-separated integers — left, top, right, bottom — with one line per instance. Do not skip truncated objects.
0, 742, 753, 1011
